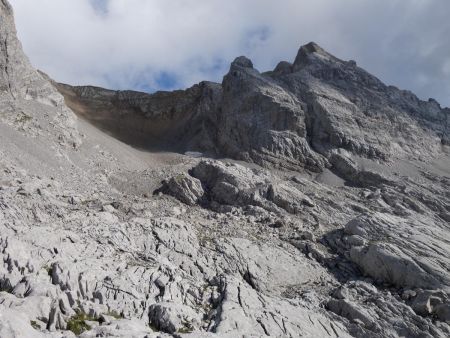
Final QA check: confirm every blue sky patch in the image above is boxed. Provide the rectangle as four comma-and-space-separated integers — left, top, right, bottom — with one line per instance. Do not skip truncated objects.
89, 0, 109, 15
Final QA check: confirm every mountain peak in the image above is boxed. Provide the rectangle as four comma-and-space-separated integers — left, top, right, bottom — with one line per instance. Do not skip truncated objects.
300, 41, 326, 54
293, 41, 336, 69
231, 56, 254, 69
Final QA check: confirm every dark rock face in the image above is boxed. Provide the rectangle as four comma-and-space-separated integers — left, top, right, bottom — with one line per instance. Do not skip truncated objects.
55, 81, 221, 151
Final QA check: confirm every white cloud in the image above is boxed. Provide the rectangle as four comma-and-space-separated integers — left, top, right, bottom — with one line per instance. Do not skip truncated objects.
9, 0, 450, 106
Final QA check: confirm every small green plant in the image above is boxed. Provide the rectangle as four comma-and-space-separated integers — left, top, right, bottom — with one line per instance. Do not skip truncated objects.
15, 113, 32, 124
43, 264, 53, 276
174, 174, 185, 183
66, 312, 98, 335
177, 320, 194, 333
30, 320, 41, 330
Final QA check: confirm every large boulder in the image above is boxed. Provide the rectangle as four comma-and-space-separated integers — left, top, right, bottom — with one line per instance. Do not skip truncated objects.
158, 173, 204, 206
190, 160, 272, 207
148, 302, 200, 334
160, 160, 317, 215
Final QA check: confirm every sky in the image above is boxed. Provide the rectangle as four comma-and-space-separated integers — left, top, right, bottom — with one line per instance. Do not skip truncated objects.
8, 0, 450, 107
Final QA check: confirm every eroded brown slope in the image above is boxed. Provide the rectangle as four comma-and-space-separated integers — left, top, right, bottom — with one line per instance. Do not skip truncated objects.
56, 81, 221, 152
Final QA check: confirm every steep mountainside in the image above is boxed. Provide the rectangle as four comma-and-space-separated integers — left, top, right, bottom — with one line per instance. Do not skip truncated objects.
59, 44, 448, 173
56, 82, 221, 151
1, 1, 449, 337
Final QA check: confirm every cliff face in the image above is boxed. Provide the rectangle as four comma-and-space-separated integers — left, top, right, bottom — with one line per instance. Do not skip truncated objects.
0, 1, 80, 148
58, 43, 448, 173
56, 82, 221, 151
279, 42, 448, 157
0, 1, 60, 104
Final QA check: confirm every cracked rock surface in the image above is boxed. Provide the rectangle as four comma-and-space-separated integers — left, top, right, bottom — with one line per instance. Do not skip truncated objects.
1, 1, 450, 337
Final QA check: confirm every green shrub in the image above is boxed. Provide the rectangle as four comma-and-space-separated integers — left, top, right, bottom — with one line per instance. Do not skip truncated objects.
30, 320, 41, 330
66, 312, 97, 335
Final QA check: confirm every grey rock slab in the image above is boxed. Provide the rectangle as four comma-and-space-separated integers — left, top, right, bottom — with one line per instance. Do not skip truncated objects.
214, 237, 329, 294
343, 213, 450, 291
213, 278, 351, 337
0, 305, 48, 338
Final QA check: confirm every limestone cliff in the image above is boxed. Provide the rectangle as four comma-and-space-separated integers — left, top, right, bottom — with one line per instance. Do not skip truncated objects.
58, 43, 448, 175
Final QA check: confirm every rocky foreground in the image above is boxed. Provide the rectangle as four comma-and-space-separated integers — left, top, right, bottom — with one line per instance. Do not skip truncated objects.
1, 1, 450, 337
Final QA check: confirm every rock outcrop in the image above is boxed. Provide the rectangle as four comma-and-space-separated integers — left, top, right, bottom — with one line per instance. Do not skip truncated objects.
0, 0, 53, 101
159, 160, 317, 216
0, 1, 80, 148
215, 56, 326, 171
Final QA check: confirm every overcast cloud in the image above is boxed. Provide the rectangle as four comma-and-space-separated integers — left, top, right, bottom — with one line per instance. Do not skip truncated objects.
9, 0, 450, 107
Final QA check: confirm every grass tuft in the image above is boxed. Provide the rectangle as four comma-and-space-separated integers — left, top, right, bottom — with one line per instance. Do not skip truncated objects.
66, 312, 98, 335
30, 320, 41, 330
15, 113, 32, 124
177, 320, 194, 333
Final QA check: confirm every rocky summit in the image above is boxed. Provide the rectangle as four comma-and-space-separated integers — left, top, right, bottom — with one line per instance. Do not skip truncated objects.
1, 1, 449, 337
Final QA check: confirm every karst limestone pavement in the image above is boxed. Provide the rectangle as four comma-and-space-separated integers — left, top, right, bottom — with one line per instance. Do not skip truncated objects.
0, 1, 449, 337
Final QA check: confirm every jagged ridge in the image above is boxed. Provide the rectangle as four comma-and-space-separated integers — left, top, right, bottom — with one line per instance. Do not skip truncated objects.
57, 42, 448, 174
